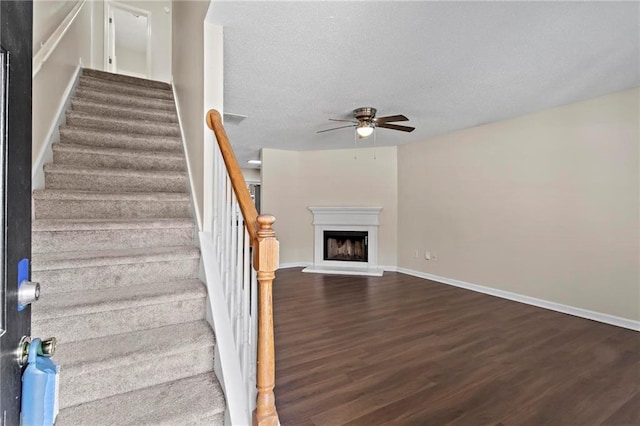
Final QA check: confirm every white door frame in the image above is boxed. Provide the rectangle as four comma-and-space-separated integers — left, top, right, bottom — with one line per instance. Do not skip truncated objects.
103, 0, 153, 78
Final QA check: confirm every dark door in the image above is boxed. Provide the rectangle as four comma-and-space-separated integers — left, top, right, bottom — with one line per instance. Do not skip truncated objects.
0, 1, 33, 424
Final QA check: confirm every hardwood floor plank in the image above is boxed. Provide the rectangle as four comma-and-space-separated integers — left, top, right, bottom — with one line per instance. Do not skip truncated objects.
602, 392, 640, 425
272, 269, 640, 425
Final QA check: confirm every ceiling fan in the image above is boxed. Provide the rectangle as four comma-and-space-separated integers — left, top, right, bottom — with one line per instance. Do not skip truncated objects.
317, 107, 415, 138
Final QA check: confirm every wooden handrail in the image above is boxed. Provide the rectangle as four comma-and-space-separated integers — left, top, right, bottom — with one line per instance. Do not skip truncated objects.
206, 109, 259, 242
206, 109, 280, 426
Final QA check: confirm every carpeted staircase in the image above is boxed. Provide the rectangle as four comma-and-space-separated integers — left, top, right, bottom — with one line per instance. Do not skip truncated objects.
31, 69, 225, 425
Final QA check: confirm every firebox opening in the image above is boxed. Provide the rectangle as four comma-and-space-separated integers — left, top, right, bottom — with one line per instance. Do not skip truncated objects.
323, 230, 368, 262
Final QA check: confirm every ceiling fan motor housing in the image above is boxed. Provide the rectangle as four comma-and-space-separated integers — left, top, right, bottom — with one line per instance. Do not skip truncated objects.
353, 107, 377, 122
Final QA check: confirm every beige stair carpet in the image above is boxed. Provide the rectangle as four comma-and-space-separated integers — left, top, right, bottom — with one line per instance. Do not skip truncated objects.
31, 68, 225, 425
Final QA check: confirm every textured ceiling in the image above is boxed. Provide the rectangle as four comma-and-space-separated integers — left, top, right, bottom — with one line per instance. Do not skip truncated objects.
208, 1, 640, 167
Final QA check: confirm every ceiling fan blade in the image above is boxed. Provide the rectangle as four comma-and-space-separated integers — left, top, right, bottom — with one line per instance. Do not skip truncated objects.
377, 123, 415, 132
375, 114, 409, 123
317, 124, 357, 133
329, 118, 358, 123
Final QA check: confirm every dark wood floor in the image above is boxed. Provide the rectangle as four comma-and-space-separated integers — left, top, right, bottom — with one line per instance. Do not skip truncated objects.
272, 269, 640, 425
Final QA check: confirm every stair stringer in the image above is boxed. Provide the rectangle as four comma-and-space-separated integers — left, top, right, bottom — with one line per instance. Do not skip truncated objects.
200, 232, 252, 426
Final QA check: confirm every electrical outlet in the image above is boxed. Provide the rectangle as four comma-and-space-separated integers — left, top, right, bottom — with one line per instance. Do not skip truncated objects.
425, 251, 431, 260
413, 250, 419, 258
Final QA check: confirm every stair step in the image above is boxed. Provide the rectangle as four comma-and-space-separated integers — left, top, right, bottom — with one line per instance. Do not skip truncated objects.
32, 69, 224, 421
66, 110, 180, 137
59, 126, 182, 152
78, 75, 174, 101
32, 218, 195, 253
32, 279, 206, 343
55, 321, 215, 408
44, 164, 188, 193
32, 246, 200, 294
71, 97, 178, 123
74, 87, 175, 112
52, 143, 186, 171
33, 189, 191, 220
82, 68, 171, 91
56, 373, 225, 425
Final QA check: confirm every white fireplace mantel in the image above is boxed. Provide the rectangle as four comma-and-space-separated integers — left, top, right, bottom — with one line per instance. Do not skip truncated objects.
302, 206, 384, 277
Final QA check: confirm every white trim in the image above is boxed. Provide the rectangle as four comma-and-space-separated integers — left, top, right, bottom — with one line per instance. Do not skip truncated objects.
103, 1, 110, 70
308, 206, 382, 226
303, 265, 383, 277
396, 267, 640, 332
32, 61, 84, 191
172, 83, 203, 230
280, 262, 397, 272
104, 1, 153, 79
33, 0, 87, 77
279, 262, 310, 269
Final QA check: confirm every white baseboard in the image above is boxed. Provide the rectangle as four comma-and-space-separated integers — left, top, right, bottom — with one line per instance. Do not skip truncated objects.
32, 61, 83, 190
280, 262, 397, 272
302, 265, 384, 277
279, 262, 310, 269
396, 267, 640, 332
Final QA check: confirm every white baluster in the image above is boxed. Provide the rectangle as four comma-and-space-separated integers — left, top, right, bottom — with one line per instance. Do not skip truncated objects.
217, 149, 224, 267
230, 194, 239, 346
235, 210, 244, 357
242, 226, 251, 381
225, 177, 233, 308
250, 264, 258, 396
214, 146, 221, 260
212, 145, 219, 240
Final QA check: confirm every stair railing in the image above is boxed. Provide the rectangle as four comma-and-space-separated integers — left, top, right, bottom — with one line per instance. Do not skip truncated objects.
206, 109, 279, 426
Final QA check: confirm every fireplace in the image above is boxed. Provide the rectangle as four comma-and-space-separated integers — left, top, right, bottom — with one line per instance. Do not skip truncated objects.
303, 206, 383, 276
324, 231, 368, 262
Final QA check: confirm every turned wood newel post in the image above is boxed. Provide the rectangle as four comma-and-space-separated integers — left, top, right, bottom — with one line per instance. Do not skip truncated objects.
253, 214, 279, 426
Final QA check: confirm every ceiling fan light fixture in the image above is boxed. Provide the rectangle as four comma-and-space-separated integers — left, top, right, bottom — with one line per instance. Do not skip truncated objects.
356, 122, 374, 138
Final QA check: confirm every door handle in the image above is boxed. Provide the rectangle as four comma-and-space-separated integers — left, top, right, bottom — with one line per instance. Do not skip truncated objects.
18, 280, 40, 309
17, 336, 56, 367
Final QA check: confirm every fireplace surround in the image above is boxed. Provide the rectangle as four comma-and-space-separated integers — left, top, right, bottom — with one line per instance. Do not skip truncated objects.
303, 206, 383, 276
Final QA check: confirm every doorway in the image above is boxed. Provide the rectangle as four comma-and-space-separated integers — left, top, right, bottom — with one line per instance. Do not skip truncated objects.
104, 1, 151, 79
